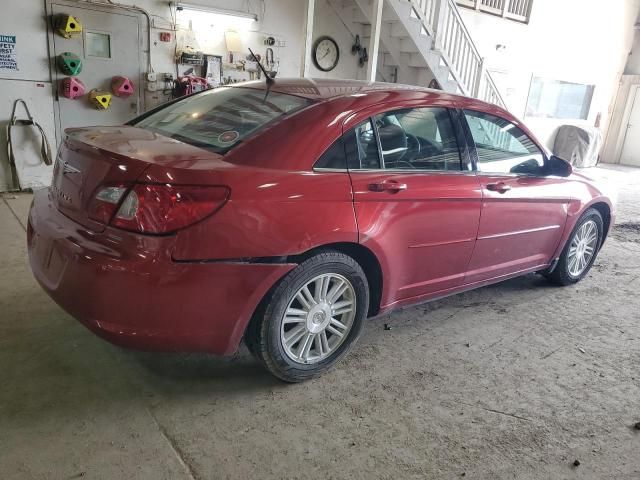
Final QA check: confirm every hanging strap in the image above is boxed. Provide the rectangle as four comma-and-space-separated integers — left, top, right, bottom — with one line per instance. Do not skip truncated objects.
8, 98, 53, 167
5, 123, 20, 190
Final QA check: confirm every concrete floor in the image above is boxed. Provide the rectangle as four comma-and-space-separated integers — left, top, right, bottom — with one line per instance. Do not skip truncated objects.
1, 165, 639, 479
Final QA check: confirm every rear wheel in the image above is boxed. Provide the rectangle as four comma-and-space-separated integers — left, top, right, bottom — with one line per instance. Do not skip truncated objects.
544, 208, 603, 286
246, 251, 369, 382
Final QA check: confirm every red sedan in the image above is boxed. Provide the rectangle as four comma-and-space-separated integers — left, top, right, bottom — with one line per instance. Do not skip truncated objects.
28, 79, 614, 382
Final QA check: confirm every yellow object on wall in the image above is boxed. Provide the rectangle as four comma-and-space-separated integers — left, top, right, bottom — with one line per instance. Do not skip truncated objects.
88, 89, 112, 110
55, 14, 83, 39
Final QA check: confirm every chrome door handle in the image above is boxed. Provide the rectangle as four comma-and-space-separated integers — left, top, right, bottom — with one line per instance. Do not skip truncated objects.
486, 182, 511, 194
368, 181, 408, 193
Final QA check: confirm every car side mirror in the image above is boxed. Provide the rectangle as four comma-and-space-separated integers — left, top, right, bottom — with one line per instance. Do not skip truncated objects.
547, 155, 573, 177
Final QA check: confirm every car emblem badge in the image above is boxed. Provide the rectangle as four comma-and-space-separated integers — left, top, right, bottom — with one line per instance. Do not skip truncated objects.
62, 162, 81, 175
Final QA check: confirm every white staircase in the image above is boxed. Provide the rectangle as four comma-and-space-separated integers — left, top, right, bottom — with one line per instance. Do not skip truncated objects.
331, 0, 506, 107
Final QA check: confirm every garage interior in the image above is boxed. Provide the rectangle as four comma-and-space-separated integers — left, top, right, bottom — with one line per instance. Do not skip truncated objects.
2, 0, 640, 478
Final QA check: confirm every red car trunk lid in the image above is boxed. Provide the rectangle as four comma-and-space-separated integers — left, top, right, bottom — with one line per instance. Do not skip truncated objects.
52, 126, 226, 232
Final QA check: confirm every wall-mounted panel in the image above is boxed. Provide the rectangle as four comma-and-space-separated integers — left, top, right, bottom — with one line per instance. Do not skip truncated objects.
0, 1, 51, 82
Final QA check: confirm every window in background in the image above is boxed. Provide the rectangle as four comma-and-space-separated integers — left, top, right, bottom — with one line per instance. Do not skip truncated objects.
85, 32, 111, 58
526, 77, 594, 120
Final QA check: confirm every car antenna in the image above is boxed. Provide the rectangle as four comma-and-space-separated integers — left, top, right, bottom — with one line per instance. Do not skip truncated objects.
248, 48, 274, 85
248, 48, 274, 104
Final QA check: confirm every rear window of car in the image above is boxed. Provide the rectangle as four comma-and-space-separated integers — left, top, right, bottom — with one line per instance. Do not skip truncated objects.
133, 87, 314, 154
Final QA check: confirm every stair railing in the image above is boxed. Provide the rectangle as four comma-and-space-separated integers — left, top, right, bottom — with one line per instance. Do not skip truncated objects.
457, 0, 533, 23
411, 0, 506, 108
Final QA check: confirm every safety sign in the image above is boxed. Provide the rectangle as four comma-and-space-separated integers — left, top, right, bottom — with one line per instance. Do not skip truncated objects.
0, 35, 18, 71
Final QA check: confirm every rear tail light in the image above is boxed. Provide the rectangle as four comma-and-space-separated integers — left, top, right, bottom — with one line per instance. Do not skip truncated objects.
88, 185, 129, 224
111, 184, 229, 234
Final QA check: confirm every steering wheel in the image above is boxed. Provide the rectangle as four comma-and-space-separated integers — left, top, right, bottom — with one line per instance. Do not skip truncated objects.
419, 137, 442, 156
392, 159, 416, 169
405, 133, 421, 160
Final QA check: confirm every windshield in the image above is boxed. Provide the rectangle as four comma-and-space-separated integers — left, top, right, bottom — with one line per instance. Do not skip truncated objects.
134, 87, 314, 153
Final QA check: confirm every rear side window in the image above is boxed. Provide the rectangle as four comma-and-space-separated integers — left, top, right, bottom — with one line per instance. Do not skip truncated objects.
344, 108, 462, 171
314, 137, 347, 169
464, 110, 545, 175
134, 87, 313, 154
344, 119, 381, 169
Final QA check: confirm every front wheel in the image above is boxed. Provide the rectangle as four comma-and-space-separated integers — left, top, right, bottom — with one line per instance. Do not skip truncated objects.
246, 251, 369, 382
544, 208, 603, 286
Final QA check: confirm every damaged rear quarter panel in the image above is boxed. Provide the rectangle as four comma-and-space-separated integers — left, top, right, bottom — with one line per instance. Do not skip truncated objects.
172, 167, 358, 261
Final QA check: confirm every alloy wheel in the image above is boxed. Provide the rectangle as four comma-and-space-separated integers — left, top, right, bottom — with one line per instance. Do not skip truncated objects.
280, 273, 357, 364
567, 219, 598, 277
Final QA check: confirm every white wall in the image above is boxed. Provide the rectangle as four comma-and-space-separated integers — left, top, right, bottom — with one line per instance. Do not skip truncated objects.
624, 17, 640, 76
460, 0, 640, 150
0, 0, 319, 191
167, 0, 365, 83
307, 0, 366, 80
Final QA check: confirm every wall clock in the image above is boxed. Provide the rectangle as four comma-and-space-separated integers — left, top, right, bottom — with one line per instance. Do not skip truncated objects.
312, 36, 340, 72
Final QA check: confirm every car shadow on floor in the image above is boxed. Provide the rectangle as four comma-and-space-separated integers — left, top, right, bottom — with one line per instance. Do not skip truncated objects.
124, 347, 280, 389
124, 272, 560, 386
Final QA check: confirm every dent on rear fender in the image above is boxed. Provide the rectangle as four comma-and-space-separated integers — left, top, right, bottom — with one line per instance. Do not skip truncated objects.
172, 177, 358, 261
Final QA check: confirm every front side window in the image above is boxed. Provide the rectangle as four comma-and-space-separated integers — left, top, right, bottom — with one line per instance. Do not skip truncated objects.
345, 107, 462, 171
134, 87, 313, 154
464, 110, 545, 175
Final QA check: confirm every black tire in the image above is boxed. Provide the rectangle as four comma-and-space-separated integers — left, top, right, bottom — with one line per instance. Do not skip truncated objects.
544, 208, 603, 286
245, 251, 369, 382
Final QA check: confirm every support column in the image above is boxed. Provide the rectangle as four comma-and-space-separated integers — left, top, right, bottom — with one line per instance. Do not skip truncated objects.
366, 0, 383, 81
301, 0, 315, 77
472, 57, 486, 99
432, 0, 446, 51
501, 0, 510, 18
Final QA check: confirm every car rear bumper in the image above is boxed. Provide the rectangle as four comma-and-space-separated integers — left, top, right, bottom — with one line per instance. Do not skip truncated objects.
27, 189, 295, 355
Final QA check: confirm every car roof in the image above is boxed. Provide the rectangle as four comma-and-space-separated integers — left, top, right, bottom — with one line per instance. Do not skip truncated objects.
232, 77, 508, 117
232, 77, 454, 101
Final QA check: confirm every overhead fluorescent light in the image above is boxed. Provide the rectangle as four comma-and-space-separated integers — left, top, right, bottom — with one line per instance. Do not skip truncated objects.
176, 2, 258, 22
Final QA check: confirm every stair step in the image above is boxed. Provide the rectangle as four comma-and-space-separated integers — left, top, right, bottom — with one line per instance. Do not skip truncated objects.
383, 53, 399, 67
388, 0, 412, 20
351, 8, 399, 24
406, 53, 428, 68
390, 21, 410, 38
399, 36, 429, 53
386, 52, 428, 68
